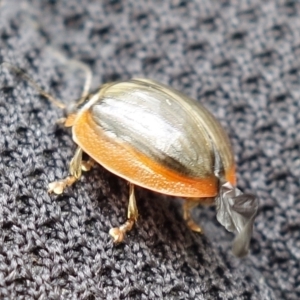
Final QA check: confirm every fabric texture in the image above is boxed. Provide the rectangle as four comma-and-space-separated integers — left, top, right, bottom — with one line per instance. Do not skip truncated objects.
0, 0, 299, 299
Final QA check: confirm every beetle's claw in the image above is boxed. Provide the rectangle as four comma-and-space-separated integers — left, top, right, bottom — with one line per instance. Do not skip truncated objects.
48, 176, 76, 195
109, 219, 135, 243
187, 219, 203, 233
48, 181, 65, 194
109, 227, 126, 243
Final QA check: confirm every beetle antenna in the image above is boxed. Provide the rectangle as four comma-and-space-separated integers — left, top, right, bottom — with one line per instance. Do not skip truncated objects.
1, 61, 66, 109
44, 48, 93, 108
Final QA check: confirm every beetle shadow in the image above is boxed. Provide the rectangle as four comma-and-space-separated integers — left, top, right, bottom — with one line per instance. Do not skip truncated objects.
122, 186, 211, 255
70, 164, 217, 264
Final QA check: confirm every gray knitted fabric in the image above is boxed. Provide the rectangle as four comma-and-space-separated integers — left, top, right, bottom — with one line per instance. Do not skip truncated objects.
0, 0, 299, 299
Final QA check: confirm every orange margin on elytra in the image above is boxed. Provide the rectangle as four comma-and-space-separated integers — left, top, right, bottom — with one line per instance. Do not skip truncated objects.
225, 165, 236, 186
72, 110, 220, 198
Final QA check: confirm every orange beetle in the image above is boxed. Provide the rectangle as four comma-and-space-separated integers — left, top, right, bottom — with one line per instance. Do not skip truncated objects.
4, 62, 258, 257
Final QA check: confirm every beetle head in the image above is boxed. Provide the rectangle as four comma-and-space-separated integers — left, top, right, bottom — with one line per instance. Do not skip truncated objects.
215, 182, 258, 257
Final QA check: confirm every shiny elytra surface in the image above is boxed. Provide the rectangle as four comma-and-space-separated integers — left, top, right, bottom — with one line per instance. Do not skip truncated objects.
72, 79, 236, 198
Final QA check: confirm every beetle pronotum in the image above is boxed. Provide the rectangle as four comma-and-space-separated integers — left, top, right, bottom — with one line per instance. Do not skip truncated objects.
2, 61, 258, 257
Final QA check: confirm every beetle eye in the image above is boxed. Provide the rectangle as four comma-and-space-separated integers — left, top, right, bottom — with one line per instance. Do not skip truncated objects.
215, 182, 258, 257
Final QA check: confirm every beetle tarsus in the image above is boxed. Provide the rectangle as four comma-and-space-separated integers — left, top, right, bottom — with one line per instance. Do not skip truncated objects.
183, 199, 203, 233
48, 147, 94, 195
109, 183, 138, 243
186, 219, 203, 233
48, 176, 77, 194
109, 218, 135, 243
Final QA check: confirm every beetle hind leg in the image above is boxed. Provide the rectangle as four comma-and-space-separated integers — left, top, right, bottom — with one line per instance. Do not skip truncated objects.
183, 199, 203, 233
48, 147, 94, 194
109, 183, 138, 243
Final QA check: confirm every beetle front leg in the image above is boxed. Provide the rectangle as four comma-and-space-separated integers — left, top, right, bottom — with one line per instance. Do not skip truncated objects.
48, 147, 84, 194
183, 199, 203, 233
109, 183, 138, 243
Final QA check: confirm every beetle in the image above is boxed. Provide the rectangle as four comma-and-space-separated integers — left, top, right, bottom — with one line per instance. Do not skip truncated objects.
4, 62, 258, 257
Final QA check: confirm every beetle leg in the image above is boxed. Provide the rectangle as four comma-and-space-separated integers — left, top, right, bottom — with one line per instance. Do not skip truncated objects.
81, 158, 95, 172
48, 147, 83, 194
183, 199, 203, 233
56, 117, 67, 125
109, 183, 138, 243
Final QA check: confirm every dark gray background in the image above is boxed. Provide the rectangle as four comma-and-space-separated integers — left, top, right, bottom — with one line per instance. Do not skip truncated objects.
0, 0, 299, 299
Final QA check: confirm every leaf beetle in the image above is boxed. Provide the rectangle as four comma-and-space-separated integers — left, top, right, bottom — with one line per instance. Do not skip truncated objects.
4, 62, 258, 257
